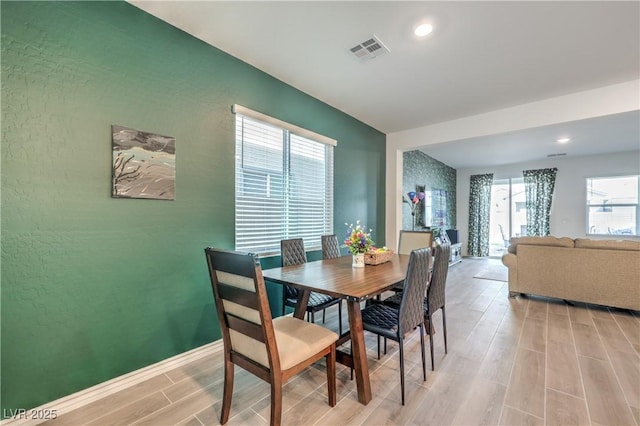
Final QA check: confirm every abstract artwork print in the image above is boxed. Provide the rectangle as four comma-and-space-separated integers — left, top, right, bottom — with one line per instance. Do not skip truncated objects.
111, 125, 176, 200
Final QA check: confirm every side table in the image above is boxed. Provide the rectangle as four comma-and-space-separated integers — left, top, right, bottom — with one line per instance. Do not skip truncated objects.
449, 242, 462, 265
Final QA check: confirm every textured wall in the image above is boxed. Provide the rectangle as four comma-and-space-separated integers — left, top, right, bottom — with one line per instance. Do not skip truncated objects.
0, 1, 385, 413
402, 150, 457, 231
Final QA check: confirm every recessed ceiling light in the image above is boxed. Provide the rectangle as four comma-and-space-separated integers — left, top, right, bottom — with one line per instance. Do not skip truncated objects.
414, 23, 433, 37
557, 137, 571, 143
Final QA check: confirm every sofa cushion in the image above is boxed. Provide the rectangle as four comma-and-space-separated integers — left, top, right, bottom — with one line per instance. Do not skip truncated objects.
508, 236, 574, 254
574, 238, 640, 251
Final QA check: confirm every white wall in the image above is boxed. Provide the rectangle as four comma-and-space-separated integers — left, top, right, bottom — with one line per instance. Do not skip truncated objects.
456, 151, 640, 255
385, 80, 640, 252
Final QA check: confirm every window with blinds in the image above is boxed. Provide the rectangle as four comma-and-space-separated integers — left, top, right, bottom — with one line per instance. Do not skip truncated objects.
234, 106, 334, 255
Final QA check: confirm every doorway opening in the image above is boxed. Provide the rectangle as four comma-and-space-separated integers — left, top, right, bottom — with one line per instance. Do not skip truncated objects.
489, 178, 526, 257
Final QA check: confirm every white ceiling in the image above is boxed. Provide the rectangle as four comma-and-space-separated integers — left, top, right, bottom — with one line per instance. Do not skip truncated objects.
130, 1, 640, 168
418, 110, 640, 169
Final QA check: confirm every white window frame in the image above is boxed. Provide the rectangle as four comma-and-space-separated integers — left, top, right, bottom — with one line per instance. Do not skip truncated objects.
586, 174, 639, 236
233, 105, 335, 255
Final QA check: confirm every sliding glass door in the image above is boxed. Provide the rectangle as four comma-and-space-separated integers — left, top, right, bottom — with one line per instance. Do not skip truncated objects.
489, 178, 526, 256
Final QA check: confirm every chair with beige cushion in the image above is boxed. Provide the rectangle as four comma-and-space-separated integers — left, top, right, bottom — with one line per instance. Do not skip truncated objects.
204, 248, 338, 426
398, 230, 434, 255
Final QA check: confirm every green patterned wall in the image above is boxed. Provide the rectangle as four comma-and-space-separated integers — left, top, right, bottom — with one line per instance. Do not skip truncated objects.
403, 150, 457, 231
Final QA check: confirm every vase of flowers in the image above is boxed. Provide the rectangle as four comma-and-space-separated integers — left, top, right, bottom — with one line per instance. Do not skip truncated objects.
352, 252, 365, 268
344, 221, 374, 268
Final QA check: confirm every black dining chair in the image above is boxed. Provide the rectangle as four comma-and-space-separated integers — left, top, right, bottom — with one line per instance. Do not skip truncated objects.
281, 238, 343, 335
321, 234, 342, 259
360, 247, 432, 405
389, 230, 434, 292
383, 242, 451, 370
320, 234, 349, 376
204, 247, 338, 426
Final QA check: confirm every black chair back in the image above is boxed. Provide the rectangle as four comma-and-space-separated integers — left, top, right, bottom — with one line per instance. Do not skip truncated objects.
427, 243, 451, 314
281, 238, 307, 266
281, 238, 306, 301
283, 237, 343, 334
398, 247, 432, 335
321, 234, 341, 259
360, 246, 432, 405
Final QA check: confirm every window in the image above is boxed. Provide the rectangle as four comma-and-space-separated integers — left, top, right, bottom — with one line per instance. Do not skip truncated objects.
234, 105, 335, 255
587, 175, 639, 236
489, 178, 526, 256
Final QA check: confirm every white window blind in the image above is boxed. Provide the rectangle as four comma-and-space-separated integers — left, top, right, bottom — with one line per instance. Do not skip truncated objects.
234, 105, 334, 255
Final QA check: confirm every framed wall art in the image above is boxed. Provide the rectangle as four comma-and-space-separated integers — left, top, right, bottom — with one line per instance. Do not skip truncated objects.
111, 125, 175, 200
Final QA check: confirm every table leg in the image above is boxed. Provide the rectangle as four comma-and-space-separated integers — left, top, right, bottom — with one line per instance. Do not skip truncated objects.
293, 289, 310, 320
347, 299, 372, 405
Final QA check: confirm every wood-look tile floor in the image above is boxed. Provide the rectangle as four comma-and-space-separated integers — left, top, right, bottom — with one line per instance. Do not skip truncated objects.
45, 258, 639, 426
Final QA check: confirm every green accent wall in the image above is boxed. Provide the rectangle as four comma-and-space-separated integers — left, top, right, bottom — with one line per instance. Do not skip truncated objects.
0, 1, 386, 414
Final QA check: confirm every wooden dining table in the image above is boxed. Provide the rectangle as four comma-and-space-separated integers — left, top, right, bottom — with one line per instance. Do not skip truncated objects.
262, 253, 410, 405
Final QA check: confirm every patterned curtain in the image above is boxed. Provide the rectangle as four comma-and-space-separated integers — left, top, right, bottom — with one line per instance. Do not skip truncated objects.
467, 173, 493, 257
523, 168, 558, 236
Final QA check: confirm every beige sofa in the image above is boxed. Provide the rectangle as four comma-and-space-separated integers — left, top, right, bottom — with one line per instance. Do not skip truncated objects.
501, 236, 640, 311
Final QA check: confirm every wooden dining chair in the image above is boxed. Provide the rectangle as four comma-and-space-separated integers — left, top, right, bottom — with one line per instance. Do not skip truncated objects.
398, 230, 434, 255
204, 248, 338, 426
281, 238, 343, 335
360, 247, 432, 405
384, 243, 451, 370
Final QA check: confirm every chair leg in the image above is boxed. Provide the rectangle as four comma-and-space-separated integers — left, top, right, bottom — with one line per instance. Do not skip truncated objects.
428, 313, 435, 371
311, 311, 315, 323
326, 344, 337, 406
399, 336, 405, 405
220, 358, 234, 424
338, 301, 343, 336
419, 324, 426, 381
323, 308, 326, 323
442, 306, 448, 354
384, 337, 387, 355
377, 335, 381, 360
270, 379, 283, 426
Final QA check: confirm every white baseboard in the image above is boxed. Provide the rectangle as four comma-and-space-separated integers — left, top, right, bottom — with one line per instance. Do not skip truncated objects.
1, 340, 224, 426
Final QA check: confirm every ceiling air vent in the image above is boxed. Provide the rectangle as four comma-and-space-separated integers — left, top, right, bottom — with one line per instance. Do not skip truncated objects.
546, 153, 567, 158
349, 35, 390, 61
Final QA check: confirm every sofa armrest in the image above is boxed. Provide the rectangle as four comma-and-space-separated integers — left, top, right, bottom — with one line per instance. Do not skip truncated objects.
502, 253, 518, 294
502, 252, 516, 268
